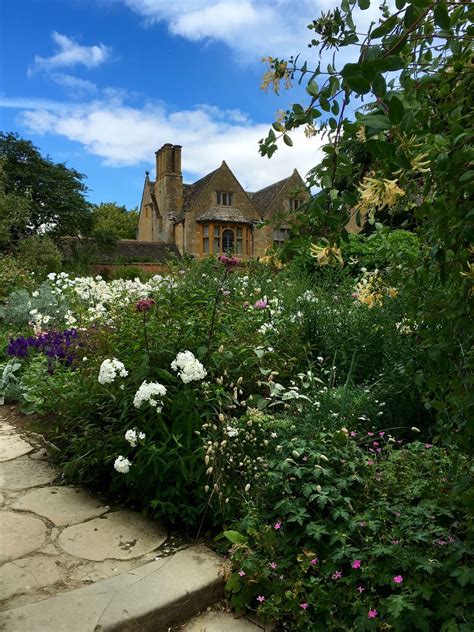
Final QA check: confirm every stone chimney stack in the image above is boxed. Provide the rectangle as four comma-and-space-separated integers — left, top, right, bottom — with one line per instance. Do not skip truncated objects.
154, 143, 184, 244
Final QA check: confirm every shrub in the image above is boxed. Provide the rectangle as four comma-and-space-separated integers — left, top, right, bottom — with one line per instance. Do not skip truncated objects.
219, 421, 473, 631
16, 235, 62, 278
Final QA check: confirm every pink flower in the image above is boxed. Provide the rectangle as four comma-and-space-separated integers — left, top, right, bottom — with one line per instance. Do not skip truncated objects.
274, 521, 282, 530
352, 292, 359, 298
269, 562, 278, 569
368, 609, 378, 619
424, 443, 433, 449
310, 558, 318, 566
300, 602, 309, 610
238, 570, 246, 577
218, 255, 239, 268
357, 585, 365, 593
135, 298, 156, 312
378, 431, 385, 437
393, 575, 404, 584
332, 570, 343, 580
350, 431, 357, 437
373, 441, 379, 447
367, 460, 374, 466
256, 595, 265, 603
221, 289, 231, 296
352, 559, 362, 569
254, 299, 268, 310
391, 539, 400, 545
367, 432, 375, 436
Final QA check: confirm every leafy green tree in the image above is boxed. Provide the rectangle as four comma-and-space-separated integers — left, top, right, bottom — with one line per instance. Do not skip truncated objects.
259, 0, 473, 435
90, 202, 138, 240
0, 163, 30, 249
0, 132, 92, 241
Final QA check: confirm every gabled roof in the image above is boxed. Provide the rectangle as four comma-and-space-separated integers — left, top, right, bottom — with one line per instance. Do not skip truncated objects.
182, 168, 219, 212
250, 175, 292, 216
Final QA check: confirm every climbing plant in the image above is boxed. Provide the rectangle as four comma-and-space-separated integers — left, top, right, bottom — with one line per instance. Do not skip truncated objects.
259, 0, 473, 437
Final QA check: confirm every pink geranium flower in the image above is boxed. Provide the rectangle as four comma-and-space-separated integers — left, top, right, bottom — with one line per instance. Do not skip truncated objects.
274, 521, 282, 530
238, 570, 246, 577
357, 585, 365, 593
269, 562, 278, 569
300, 602, 309, 610
332, 570, 343, 580
352, 559, 362, 569
368, 609, 378, 619
310, 558, 318, 566
393, 575, 404, 584
256, 595, 265, 603
254, 299, 268, 309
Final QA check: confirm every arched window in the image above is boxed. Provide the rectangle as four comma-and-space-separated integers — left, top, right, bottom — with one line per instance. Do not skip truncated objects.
222, 228, 234, 252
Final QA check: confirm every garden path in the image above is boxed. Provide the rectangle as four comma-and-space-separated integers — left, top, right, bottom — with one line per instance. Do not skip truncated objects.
0, 406, 261, 631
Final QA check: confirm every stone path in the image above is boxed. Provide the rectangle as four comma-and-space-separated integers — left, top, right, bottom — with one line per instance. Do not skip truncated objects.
0, 406, 262, 631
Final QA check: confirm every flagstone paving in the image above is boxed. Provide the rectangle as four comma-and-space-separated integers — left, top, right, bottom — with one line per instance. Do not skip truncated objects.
0, 406, 239, 630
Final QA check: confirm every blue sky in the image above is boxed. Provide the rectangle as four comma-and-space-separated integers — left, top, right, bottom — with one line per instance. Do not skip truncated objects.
0, 0, 377, 209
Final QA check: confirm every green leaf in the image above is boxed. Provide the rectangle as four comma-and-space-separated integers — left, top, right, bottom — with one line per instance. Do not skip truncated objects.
434, 2, 451, 30
363, 114, 392, 130
358, 0, 370, 10
374, 56, 405, 72
222, 530, 247, 545
388, 95, 405, 124
459, 171, 474, 183
306, 80, 319, 96
372, 73, 386, 97
346, 75, 371, 94
283, 134, 293, 146
341, 63, 362, 78
371, 14, 397, 38
395, 0, 405, 8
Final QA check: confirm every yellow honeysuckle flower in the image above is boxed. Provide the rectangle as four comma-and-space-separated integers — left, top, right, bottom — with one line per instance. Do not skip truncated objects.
352, 176, 405, 221
310, 243, 344, 267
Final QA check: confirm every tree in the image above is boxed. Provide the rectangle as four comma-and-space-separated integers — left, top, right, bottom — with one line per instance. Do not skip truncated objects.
0, 132, 92, 243
258, 0, 473, 435
90, 202, 139, 240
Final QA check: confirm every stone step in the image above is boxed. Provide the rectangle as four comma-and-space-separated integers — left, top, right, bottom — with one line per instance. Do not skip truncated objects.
0, 545, 224, 631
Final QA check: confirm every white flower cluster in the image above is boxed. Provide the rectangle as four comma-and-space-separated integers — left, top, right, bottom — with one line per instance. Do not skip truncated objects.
133, 381, 167, 411
98, 358, 128, 385
125, 428, 145, 447
114, 455, 131, 474
298, 289, 318, 303
171, 351, 207, 384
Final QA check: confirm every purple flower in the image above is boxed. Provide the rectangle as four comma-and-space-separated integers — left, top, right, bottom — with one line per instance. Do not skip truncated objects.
254, 299, 268, 310
300, 602, 309, 610
310, 558, 318, 566
332, 570, 343, 580
351, 560, 361, 569
135, 298, 155, 312
256, 595, 265, 603
393, 575, 404, 584
274, 521, 282, 530
368, 609, 378, 619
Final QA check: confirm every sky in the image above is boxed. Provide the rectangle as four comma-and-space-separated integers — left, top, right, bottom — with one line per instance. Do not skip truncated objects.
0, 0, 380, 209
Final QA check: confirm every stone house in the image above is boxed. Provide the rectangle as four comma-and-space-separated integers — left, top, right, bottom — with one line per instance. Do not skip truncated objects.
137, 143, 309, 259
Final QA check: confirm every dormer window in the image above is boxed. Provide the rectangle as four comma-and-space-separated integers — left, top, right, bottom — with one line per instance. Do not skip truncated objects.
217, 191, 233, 206
289, 198, 303, 211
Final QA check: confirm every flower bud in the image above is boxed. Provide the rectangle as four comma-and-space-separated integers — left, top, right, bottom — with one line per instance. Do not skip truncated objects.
319, 454, 329, 462
218, 413, 225, 422
244, 483, 251, 492
411, 426, 420, 433
316, 485, 322, 493
205, 455, 210, 465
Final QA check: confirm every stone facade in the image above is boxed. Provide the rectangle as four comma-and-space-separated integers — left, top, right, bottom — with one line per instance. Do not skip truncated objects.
137, 143, 309, 259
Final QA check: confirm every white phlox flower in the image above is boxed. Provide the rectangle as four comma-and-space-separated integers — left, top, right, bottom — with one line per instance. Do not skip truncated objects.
133, 381, 167, 410
114, 455, 131, 474
98, 358, 128, 385
171, 351, 207, 383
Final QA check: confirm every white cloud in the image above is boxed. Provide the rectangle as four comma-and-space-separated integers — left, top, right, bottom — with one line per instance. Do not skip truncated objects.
32, 31, 111, 71
50, 74, 97, 97
119, 0, 392, 63
10, 95, 322, 190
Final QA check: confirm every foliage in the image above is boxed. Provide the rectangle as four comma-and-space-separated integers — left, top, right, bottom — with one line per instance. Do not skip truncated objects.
90, 202, 139, 240
0, 132, 92, 241
258, 0, 473, 436
220, 423, 473, 630
0, 255, 34, 301
16, 235, 62, 278
0, 163, 30, 249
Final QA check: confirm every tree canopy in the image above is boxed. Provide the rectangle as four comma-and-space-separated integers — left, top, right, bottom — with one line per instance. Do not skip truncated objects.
0, 132, 92, 244
90, 202, 139, 240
